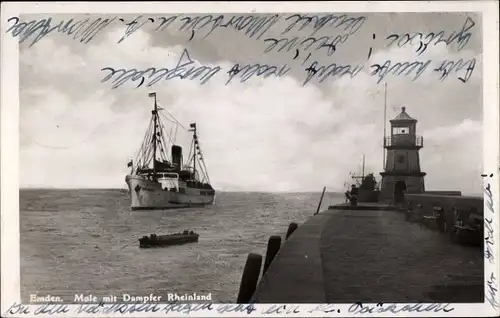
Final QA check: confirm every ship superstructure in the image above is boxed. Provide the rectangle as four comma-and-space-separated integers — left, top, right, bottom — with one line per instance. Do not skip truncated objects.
125, 92, 215, 210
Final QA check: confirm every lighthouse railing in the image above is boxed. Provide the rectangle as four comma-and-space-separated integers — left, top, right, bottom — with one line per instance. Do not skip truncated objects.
384, 135, 423, 147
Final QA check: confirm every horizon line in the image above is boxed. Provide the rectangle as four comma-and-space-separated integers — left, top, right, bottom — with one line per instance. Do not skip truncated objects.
18, 187, 344, 193
18, 187, 483, 196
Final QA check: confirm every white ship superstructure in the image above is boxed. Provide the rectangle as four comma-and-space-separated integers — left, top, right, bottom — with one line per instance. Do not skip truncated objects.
125, 92, 215, 210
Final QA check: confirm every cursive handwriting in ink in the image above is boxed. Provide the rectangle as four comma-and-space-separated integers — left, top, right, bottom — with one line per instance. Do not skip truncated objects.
225, 63, 290, 85
169, 14, 280, 41
163, 303, 213, 315
118, 16, 155, 44
303, 60, 363, 86
263, 14, 365, 56
178, 15, 225, 39
281, 14, 366, 37
367, 33, 376, 60
349, 302, 454, 314
434, 58, 476, 83
485, 183, 494, 213
371, 59, 431, 84
486, 273, 499, 310
216, 304, 257, 315
307, 304, 341, 314
386, 17, 475, 55
4, 302, 30, 316
261, 304, 301, 315
483, 182, 495, 263
155, 16, 178, 32
33, 303, 70, 315
485, 217, 495, 263
263, 35, 341, 56
5, 16, 115, 47
483, 179, 498, 311
100, 49, 221, 89
105, 303, 161, 314
77, 302, 104, 314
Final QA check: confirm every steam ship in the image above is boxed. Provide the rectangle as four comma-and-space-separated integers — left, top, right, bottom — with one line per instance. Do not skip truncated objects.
125, 92, 215, 210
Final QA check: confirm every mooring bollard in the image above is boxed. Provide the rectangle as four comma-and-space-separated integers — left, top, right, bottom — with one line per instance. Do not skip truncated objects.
237, 253, 262, 303
263, 235, 281, 276
285, 222, 298, 240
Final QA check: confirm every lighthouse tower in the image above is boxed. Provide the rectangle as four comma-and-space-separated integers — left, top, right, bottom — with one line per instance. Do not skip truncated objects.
379, 107, 426, 203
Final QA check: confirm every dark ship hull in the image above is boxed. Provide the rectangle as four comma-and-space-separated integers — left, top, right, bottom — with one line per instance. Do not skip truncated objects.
346, 161, 380, 203
357, 188, 380, 203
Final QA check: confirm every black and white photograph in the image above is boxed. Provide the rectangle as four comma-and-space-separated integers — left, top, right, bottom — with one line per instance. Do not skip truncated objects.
1, 1, 499, 317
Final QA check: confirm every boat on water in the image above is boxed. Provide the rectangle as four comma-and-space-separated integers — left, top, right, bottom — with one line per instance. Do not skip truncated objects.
125, 92, 215, 210
345, 155, 380, 204
139, 230, 199, 248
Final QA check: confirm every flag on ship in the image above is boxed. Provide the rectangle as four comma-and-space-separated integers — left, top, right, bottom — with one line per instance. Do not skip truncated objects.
124, 92, 215, 210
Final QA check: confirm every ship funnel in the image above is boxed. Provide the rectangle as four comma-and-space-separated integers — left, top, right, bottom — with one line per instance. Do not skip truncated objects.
171, 145, 183, 168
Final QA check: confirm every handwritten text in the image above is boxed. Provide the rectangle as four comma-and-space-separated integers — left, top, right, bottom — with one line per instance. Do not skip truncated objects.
483, 180, 498, 311
4, 14, 479, 88
100, 49, 221, 89
5, 16, 115, 47
385, 17, 475, 55
348, 302, 454, 314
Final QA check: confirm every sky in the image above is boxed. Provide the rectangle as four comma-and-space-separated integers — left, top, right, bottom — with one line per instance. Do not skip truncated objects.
18, 12, 483, 193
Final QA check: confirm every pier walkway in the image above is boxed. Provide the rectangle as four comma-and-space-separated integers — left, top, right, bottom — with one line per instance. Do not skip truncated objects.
251, 206, 484, 303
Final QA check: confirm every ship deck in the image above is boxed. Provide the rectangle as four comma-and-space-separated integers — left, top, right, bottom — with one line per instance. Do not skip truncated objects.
250, 204, 484, 303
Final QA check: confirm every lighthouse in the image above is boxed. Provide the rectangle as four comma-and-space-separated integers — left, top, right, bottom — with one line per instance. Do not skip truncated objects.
379, 106, 426, 203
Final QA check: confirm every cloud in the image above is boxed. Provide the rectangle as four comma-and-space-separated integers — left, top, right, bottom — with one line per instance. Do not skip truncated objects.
19, 17, 483, 194
422, 119, 482, 193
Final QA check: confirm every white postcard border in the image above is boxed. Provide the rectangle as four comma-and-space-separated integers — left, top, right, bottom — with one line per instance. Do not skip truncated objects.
1, 1, 499, 317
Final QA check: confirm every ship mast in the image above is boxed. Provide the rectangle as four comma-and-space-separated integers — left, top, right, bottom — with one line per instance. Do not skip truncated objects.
131, 92, 183, 175
190, 123, 197, 180
150, 92, 158, 174
351, 155, 366, 185
193, 125, 196, 179
362, 154, 365, 181
383, 83, 387, 170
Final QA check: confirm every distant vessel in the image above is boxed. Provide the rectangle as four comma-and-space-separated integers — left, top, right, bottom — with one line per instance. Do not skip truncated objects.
125, 92, 215, 210
346, 155, 380, 203
139, 231, 199, 248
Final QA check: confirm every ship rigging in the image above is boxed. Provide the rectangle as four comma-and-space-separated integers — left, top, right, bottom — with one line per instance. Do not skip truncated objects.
125, 92, 215, 210
129, 92, 211, 186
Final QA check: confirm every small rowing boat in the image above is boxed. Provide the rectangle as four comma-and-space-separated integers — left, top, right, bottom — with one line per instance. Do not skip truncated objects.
139, 230, 199, 248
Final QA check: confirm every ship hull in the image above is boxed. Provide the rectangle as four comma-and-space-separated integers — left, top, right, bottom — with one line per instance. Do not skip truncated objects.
125, 175, 215, 210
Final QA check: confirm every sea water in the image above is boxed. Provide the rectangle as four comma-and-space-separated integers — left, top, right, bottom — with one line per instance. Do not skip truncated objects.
20, 189, 344, 303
